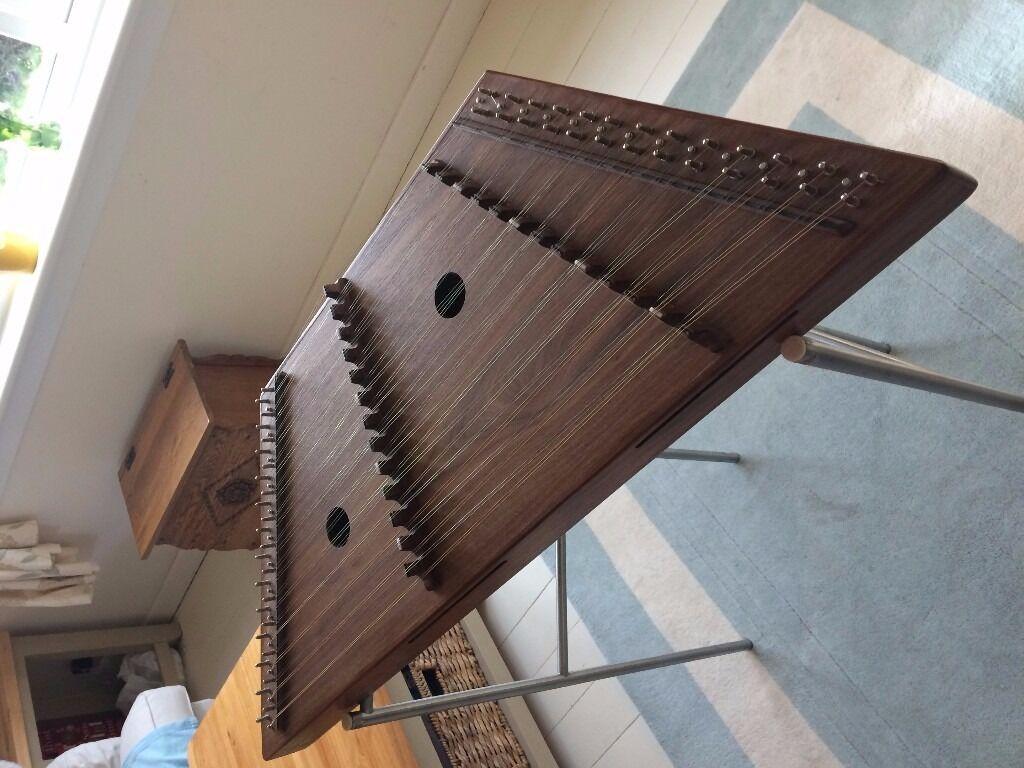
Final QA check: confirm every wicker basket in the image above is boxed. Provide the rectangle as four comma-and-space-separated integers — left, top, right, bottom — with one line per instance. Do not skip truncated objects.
407, 623, 530, 768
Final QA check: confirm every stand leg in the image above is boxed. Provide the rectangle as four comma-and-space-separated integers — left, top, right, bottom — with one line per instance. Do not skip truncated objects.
556, 535, 569, 676
345, 639, 753, 728
813, 325, 892, 354
783, 334, 1024, 413
658, 448, 741, 463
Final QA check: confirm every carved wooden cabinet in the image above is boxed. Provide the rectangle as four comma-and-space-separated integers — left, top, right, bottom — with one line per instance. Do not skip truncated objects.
119, 340, 278, 558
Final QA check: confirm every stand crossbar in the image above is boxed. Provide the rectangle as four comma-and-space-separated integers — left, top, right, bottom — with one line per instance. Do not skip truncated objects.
343, 533, 753, 729
787, 331, 1024, 413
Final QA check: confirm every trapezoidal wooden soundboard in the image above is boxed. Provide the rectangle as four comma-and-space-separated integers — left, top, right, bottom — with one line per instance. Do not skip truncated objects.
254, 71, 975, 757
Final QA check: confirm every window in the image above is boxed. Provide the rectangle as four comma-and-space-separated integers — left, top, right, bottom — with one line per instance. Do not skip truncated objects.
0, 0, 128, 388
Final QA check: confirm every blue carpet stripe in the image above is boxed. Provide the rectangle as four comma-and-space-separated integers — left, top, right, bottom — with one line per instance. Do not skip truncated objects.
667, 0, 1024, 120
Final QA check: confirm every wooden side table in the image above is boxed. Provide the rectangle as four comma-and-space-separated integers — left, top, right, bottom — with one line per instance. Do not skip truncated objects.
188, 633, 418, 767
119, 340, 278, 557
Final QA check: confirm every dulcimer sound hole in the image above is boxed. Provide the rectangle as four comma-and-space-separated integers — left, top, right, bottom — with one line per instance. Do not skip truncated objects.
434, 272, 466, 318
325, 507, 351, 548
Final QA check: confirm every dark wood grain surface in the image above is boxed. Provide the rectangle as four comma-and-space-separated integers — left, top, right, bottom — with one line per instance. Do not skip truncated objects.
258, 71, 975, 757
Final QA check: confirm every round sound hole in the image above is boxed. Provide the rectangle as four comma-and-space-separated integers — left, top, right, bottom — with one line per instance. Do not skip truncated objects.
325, 507, 351, 548
434, 272, 466, 318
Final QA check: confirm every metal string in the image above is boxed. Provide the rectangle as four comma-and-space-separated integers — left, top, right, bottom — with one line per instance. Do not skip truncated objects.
269, 152, 736, 632
270, 155, 790, 675
271, 176, 857, 718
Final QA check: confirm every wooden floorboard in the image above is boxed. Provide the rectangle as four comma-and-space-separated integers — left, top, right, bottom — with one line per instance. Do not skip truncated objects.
188, 633, 419, 768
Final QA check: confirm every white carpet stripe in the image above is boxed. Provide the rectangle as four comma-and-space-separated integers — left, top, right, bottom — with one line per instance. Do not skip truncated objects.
587, 487, 842, 768
731, 3, 1024, 241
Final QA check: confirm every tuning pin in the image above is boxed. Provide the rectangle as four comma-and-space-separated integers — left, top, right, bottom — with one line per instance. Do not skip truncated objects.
652, 149, 674, 162
858, 171, 882, 185
337, 322, 357, 343
471, 191, 498, 209
362, 410, 386, 431
330, 302, 348, 321
381, 478, 408, 502
389, 506, 417, 529
574, 259, 606, 278
396, 528, 425, 552
349, 366, 372, 387
798, 182, 818, 196
602, 275, 631, 293
488, 204, 514, 222
404, 556, 437, 590
684, 159, 704, 172
701, 138, 719, 150
772, 152, 792, 165
509, 216, 538, 234
323, 277, 349, 300
368, 433, 393, 455
452, 178, 479, 197
817, 161, 836, 176
550, 244, 577, 263
736, 145, 756, 157
631, 294, 660, 310
421, 159, 445, 175
531, 228, 560, 248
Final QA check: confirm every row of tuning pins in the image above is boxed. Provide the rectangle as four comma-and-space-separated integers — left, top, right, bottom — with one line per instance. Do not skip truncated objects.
422, 159, 730, 353
469, 89, 884, 201
322, 277, 436, 590
253, 379, 279, 725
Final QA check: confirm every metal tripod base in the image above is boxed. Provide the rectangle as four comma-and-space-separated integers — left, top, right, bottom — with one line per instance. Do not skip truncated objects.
344, 533, 754, 730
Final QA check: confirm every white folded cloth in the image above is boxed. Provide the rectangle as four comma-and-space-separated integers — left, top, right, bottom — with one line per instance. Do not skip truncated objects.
0, 521, 98, 606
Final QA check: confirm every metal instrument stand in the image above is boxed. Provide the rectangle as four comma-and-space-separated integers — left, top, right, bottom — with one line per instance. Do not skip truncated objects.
343, 533, 753, 729
345, 327, 1024, 730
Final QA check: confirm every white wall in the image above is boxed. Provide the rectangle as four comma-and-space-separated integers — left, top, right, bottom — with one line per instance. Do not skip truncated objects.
0, 0, 487, 635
